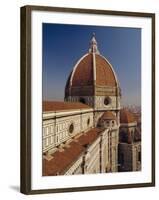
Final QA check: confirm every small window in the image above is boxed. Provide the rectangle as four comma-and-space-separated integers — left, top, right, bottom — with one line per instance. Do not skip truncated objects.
104, 97, 111, 105
112, 120, 115, 126
87, 118, 90, 126
69, 123, 74, 134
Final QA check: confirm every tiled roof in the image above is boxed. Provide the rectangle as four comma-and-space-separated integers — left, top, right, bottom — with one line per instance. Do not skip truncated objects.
100, 111, 117, 120
120, 109, 136, 124
43, 128, 103, 176
43, 101, 91, 112
43, 141, 84, 176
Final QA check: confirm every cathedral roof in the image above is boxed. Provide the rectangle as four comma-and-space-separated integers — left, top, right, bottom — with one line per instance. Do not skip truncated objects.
120, 109, 136, 124
65, 34, 119, 96
43, 127, 103, 176
43, 101, 91, 112
101, 111, 117, 120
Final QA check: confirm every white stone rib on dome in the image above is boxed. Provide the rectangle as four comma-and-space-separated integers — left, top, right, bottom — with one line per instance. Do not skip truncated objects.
69, 53, 89, 87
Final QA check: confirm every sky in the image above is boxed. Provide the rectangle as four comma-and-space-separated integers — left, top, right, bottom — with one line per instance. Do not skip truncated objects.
42, 23, 141, 106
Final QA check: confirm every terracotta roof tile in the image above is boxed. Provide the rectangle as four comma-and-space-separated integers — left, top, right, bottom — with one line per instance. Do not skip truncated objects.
95, 54, 116, 86
65, 53, 117, 93
77, 127, 103, 147
100, 111, 117, 120
43, 128, 103, 176
120, 109, 136, 123
72, 54, 93, 86
43, 141, 84, 176
43, 101, 91, 112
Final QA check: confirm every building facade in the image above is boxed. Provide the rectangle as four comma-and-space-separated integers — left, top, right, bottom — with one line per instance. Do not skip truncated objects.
42, 35, 141, 176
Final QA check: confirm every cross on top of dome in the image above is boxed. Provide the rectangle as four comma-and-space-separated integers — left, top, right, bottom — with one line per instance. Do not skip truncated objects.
89, 33, 100, 54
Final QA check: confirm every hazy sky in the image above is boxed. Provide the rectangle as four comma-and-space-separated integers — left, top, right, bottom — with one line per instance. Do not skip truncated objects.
42, 23, 141, 106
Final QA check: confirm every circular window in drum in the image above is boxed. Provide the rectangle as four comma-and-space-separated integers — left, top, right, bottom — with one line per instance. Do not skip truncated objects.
87, 118, 90, 126
104, 97, 111, 106
69, 123, 74, 134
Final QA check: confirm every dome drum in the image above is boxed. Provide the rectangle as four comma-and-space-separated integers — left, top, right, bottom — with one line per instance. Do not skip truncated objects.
65, 85, 94, 97
94, 86, 119, 96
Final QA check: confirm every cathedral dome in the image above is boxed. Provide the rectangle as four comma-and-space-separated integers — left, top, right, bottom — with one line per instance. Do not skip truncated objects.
67, 53, 117, 87
65, 34, 120, 97
120, 109, 136, 124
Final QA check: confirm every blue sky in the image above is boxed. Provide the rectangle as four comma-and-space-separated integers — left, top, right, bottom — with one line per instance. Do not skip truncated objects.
42, 23, 141, 106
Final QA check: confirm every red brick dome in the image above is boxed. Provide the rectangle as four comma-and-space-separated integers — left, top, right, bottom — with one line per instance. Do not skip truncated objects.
65, 35, 119, 97
67, 53, 117, 87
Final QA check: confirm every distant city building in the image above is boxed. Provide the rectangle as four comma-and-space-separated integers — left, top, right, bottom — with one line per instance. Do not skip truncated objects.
118, 109, 141, 172
42, 35, 141, 176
